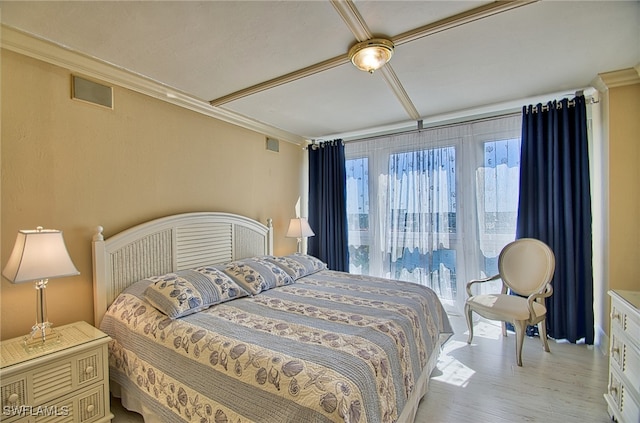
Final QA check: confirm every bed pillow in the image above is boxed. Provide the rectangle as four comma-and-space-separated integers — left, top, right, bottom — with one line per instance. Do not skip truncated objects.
267, 253, 327, 280
220, 257, 294, 295
143, 266, 249, 319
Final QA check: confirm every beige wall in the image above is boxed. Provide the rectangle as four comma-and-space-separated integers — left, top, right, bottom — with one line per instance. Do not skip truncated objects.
1, 50, 304, 340
607, 80, 640, 292
594, 70, 640, 342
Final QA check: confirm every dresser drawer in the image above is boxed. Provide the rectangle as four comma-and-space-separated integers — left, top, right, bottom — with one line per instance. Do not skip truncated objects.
608, 291, 640, 423
612, 297, 640, 352
1, 345, 106, 423
620, 385, 640, 423
611, 333, 640, 394
607, 369, 640, 423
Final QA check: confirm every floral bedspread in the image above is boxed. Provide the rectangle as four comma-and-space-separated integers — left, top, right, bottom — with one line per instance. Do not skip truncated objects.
100, 268, 452, 423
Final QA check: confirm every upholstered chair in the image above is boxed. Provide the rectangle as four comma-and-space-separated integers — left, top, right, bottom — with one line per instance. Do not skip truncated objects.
465, 238, 555, 366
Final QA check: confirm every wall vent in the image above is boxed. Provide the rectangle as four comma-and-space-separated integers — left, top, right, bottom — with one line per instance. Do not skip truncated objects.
266, 137, 279, 152
72, 75, 113, 109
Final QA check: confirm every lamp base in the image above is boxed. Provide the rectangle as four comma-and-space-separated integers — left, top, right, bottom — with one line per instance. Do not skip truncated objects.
23, 322, 61, 351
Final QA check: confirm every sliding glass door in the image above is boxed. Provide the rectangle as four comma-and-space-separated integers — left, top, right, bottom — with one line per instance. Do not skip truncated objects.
345, 115, 521, 312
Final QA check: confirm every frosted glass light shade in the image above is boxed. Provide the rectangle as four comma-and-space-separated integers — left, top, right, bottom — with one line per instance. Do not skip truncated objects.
348, 38, 394, 73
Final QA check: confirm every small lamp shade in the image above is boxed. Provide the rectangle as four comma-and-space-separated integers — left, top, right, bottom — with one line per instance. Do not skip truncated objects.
2, 228, 79, 283
286, 218, 315, 239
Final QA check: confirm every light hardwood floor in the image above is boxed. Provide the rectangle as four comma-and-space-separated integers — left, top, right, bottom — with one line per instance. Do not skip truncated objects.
111, 314, 612, 423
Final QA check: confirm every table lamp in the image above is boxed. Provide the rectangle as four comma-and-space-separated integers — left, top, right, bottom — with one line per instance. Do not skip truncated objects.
286, 218, 315, 253
2, 227, 80, 349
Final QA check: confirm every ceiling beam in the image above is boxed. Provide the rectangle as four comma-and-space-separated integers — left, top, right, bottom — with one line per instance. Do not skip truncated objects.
331, 0, 420, 120
378, 65, 421, 121
210, 0, 539, 108
210, 55, 349, 106
330, 0, 372, 42
392, 0, 539, 45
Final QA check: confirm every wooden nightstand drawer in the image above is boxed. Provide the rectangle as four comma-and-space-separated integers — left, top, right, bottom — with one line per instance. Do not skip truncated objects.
30, 347, 104, 406
1, 346, 106, 414
76, 385, 105, 423
0, 322, 112, 423
2, 384, 107, 423
30, 384, 106, 423
1, 377, 28, 411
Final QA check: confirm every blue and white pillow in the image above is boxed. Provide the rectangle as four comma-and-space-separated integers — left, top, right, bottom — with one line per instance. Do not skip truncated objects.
144, 267, 248, 319
266, 254, 327, 280
220, 257, 294, 295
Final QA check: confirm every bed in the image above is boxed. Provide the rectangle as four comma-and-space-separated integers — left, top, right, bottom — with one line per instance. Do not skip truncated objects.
93, 212, 452, 423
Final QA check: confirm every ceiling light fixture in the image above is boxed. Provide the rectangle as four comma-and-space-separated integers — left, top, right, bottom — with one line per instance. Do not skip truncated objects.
348, 38, 394, 74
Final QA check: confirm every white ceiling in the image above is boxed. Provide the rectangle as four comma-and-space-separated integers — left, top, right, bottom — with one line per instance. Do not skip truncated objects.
1, 1, 639, 142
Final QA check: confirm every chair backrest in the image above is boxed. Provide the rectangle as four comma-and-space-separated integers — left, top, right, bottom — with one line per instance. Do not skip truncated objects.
498, 238, 555, 297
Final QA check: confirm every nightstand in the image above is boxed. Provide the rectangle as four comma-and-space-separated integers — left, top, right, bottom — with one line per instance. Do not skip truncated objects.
0, 321, 113, 423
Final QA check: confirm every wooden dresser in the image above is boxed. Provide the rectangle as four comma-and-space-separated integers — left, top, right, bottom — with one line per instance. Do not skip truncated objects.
605, 290, 640, 423
0, 321, 112, 423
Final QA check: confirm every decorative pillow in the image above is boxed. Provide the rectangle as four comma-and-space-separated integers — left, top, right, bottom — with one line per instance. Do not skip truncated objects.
266, 253, 327, 280
144, 267, 248, 319
220, 257, 294, 295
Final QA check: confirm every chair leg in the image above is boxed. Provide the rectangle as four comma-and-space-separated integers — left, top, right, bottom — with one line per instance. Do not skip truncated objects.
538, 319, 551, 352
501, 321, 507, 337
513, 320, 527, 367
465, 304, 474, 344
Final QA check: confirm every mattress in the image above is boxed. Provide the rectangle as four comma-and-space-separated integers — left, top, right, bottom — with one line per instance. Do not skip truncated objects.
100, 264, 452, 423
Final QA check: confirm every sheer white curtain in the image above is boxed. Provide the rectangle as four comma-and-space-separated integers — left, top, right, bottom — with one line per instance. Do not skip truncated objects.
345, 114, 522, 312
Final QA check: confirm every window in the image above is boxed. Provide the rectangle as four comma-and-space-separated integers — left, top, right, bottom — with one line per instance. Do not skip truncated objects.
346, 157, 370, 274
345, 115, 521, 311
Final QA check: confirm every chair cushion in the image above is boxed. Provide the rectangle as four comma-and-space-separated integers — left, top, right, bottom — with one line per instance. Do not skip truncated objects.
466, 294, 546, 321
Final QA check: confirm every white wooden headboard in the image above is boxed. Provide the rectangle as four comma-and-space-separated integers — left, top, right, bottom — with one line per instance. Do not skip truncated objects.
92, 212, 273, 326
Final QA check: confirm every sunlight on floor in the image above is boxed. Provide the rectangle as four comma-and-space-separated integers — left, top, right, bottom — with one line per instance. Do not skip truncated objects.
431, 340, 475, 387
430, 320, 505, 388
468, 320, 503, 340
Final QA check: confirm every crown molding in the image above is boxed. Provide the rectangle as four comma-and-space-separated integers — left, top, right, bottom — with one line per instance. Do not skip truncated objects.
592, 66, 640, 91
1, 25, 307, 146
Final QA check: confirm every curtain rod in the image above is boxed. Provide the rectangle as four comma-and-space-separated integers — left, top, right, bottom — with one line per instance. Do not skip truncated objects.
321, 89, 597, 145
342, 92, 599, 144
342, 111, 521, 145
526, 95, 599, 114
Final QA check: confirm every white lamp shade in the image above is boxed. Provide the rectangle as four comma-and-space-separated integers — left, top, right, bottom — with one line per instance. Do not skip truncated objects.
286, 218, 315, 238
2, 228, 80, 283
